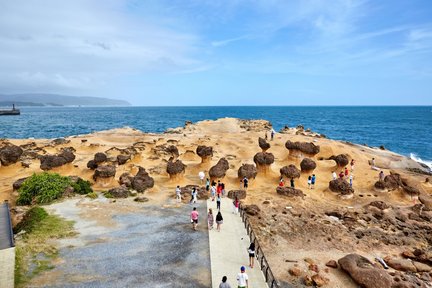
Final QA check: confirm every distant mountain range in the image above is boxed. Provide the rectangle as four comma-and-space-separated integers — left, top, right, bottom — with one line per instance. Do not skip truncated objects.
0, 93, 131, 107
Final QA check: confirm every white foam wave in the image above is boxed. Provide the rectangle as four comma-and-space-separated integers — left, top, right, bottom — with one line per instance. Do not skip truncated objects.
410, 153, 432, 170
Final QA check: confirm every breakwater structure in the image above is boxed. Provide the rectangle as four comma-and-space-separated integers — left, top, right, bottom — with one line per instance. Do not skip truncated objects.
0, 104, 20, 115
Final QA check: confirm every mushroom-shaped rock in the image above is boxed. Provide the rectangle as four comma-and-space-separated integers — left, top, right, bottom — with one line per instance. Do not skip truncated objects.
285, 140, 320, 158
119, 172, 134, 188
196, 145, 213, 163
209, 158, 230, 179
132, 167, 154, 192
280, 164, 301, 179
117, 154, 131, 165
338, 254, 394, 288
94, 152, 107, 164
87, 160, 98, 170
40, 148, 76, 170
258, 137, 270, 152
253, 152, 274, 173
329, 154, 349, 167
329, 179, 354, 195
227, 190, 246, 200
237, 164, 257, 179
0, 144, 23, 166
167, 160, 186, 178
93, 165, 116, 180
276, 186, 305, 198
166, 145, 179, 158
300, 158, 317, 172
108, 186, 129, 198
374, 173, 402, 191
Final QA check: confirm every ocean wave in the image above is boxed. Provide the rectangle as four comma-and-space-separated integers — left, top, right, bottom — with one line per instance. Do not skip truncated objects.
410, 153, 432, 170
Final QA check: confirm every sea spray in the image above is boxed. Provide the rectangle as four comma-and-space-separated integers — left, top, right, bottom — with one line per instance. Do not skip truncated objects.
410, 153, 432, 170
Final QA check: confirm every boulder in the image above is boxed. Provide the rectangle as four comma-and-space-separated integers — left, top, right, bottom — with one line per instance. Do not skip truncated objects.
117, 154, 131, 165
385, 258, 417, 272
285, 140, 320, 157
258, 137, 270, 151
167, 159, 186, 177
311, 274, 329, 287
383, 173, 402, 190
280, 164, 301, 179
329, 154, 349, 167
166, 145, 179, 158
419, 195, 432, 210
237, 164, 257, 179
13, 177, 28, 190
209, 158, 229, 179
300, 158, 317, 172
119, 172, 134, 187
93, 165, 116, 180
0, 144, 24, 166
243, 204, 260, 216
196, 145, 213, 163
289, 267, 302, 276
368, 201, 390, 210
326, 260, 338, 268
227, 190, 246, 200
51, 138, 70, 145
276, 187, 305, 198
132, 167, 154, 192
329, 179, 354, 195
108, 186, 129, 198
40, 148, 76, 170
402, 185, 420, 197
134, 196, 149, 202
94, 152, 107, 164
413, 261, 432, 272
374, 180, 386, 190
87, 160, 98, 170
253, 152, 274, 166
338, 254, 394, 288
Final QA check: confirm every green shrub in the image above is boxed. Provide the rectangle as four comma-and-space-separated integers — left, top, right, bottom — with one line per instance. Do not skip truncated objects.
71, 178, 92, 195
13, 206, 48, 234
17, 173, 93, 205
103, 191, 113, 198
86, 192, 98, 199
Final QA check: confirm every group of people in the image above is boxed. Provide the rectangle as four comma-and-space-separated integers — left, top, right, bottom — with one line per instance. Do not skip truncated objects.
218, 264, 252, 288
331, 159, 355, 187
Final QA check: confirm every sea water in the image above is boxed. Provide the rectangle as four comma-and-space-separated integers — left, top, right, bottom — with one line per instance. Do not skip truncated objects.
0, 106, 430, 168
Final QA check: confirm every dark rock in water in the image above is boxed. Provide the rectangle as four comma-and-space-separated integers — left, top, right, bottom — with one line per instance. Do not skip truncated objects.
132, 167, 154, 192
296, 124, 304, 131
253, 152, 274, 166
237, 164, 257, 179
40, 148, 75, 170
243, 204, 260, 216
87, 160, 98, 170
329, 179, 354, 195
94, 152, 107, 164
280, 164, 301, 179
93, 165, 116, 180
285, 140, 320, 155
300, 158, 317, 171
117, 154, 131, 165
108, 186, 129, 198
196, 145, 213, 162
209, 158, 229, 179
379, 145, 386, 150
329, 154, 349, 167
276, 186, 305, 198
227, 190, 246, 199
0, 144, 23, 166
167, 159, 186, 176
258, 137, 270, 151
368, 201, 390, 210
338, 254, 394, 288
13, 177, 28, 190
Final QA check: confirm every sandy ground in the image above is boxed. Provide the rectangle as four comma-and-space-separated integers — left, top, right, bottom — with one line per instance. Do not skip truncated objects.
1, 117, 432, 287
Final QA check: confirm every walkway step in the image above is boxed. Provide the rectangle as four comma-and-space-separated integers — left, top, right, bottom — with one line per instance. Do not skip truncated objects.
207, 197, 268, 288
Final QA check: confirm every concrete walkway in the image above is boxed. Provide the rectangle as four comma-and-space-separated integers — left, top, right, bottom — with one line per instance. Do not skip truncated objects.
207, 197, 268, 288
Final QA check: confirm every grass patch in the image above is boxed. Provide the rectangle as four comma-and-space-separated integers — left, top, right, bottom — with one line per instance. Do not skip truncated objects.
14, 207, 76, 287
86, 191, 98, 199
103, 191, 113, 198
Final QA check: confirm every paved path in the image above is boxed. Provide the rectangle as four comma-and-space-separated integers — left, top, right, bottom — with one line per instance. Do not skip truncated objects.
207, 197, 268, 288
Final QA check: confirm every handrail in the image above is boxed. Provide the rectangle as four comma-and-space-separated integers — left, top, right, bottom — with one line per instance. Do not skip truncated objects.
0, 200, 15, 249
239, 204, 280, 288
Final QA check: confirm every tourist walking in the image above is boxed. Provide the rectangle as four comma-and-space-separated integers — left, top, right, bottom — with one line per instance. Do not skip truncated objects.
216, 194, 221, 210
270, 128, 275, 141
233, 197, 239, 214
221, 182, 226, 197
332, 171, 337, 180
219, 276, 232, 288
248, 242, 255, 268
290, 178, 295, 188
217, 181, 222, 197
176, 185, 181, 202
190, 187, 197, 204
379, 171, 385, 181
349, 175, 353, 188
350, 159, 355, 172
307, 175, 311, 189
206, 178, 210, 192
344, 167, 349, 179
216, 211, 223, 232
339, 171, 344, 179
279, 177, 284, 187
371, 157, 376, 168
191, 207, 199, 231
237, 266, 249, 288
199, 171, 205, 183
311, 174, 316, 189
243, 177, 249, 189
207, 208, 214, 230
211, 184, 216, 201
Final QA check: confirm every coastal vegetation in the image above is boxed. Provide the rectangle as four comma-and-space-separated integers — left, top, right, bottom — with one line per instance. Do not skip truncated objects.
14, 206, 76, 287
17, 173, 92, 205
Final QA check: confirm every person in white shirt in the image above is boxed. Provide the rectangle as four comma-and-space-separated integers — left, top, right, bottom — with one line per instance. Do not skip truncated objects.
176, 185, 181, 202
237, 266, 249, 288
332, 171, 337, 180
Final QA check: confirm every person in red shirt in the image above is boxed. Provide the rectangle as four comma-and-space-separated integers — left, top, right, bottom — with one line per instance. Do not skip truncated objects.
344, 167, 349, 178
339, 171, 344, 179
279, 178, 284, 187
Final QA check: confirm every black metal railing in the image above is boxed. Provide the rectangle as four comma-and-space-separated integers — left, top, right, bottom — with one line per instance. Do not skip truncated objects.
239, 205, 280, 288
0, 200, 15, 250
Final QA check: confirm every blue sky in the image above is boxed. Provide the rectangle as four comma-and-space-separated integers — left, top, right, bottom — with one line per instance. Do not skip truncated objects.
1, 0, 432, 105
